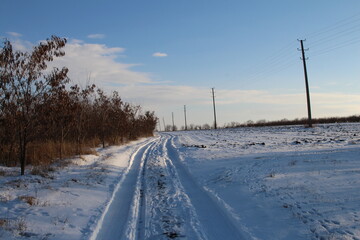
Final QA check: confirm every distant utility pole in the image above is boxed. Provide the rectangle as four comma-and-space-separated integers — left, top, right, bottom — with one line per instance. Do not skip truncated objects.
184, 105, 188, 130
172, 112, 175, 131
212, 88, 217, 129
158, 119, 162, 132
298, 39, 313, 128
162, 117, 166, 131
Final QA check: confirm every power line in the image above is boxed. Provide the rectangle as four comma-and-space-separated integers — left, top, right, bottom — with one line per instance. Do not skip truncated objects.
308, 23, 360, 49
241, 41, 297, 76
236, 11, 360, 91
305, 12, 360, 39
304, 11, 360, 57
245, 55, 298, 83
312, 37, 360, 57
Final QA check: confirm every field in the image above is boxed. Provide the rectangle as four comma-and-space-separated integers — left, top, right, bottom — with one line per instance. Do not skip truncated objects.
1, 123, 360, 239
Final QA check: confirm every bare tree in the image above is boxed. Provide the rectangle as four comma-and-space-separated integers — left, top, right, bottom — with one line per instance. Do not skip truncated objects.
0, 36, 69, 175
94, 88, 111, 148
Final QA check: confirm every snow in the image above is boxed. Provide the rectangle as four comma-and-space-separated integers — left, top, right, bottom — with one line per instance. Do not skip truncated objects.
0, 138, 153, 240
1, 123, 360, 239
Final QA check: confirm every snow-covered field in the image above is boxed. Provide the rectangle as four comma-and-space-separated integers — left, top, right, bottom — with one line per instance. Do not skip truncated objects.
1, 123, 360, 239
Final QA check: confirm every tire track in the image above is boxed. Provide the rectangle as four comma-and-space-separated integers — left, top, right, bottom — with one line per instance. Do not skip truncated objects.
141, 134, 207, 239
90, 138, 157, 240
164, 134, 247, 240
92, 133, 248, 240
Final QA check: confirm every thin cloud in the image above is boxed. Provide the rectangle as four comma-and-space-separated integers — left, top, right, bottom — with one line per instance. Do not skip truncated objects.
9, 38, 33, 52
111, 84, 360, 125
152, 52, 168, 57
12, 38, 151, 86
87, 34, 105, 39
49, 39, 151, 86
7, 32, 22, 37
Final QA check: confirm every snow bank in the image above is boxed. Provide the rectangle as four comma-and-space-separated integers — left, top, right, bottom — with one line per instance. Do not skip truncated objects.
0, 138, 152, 240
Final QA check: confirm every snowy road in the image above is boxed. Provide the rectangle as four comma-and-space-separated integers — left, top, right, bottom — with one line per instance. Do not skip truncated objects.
91, 134, 247, 240
90, 123, 360, 240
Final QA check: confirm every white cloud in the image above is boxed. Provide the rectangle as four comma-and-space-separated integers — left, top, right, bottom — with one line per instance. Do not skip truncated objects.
112, 85, 304, 108
7, 38, 33, 52
87, 34, 105, 39
10, 37, 151, 86
152, 52, 168, 57
6, 32, 22, 37
50, 39, 152, 86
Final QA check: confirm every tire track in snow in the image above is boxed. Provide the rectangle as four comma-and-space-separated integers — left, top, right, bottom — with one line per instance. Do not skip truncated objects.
164, 134, 247, 240
91, 133, 247, 240
142, 134, 207, 239
90, 137, 157, 240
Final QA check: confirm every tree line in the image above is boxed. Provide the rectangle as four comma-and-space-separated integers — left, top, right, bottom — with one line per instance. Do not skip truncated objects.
0, 36, 157, 175
223, 115, 360, 128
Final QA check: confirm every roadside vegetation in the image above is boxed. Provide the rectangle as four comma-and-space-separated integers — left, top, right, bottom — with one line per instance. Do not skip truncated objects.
0, 36, 157, 175
223, 115, 360, 128
167, 115, 360, 132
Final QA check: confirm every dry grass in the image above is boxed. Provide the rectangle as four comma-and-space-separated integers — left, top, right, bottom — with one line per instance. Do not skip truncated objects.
0, 146, 18, 167
30, 166, 55, 178
18, 196, 38, 206
27, 141, 81, 166
0, 140, 101, 168
0, 218, 7, 227
14, 217, 27, 233
0, 217, 27, 233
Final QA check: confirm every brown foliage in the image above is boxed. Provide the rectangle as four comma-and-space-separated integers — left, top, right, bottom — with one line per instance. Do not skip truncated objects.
0, 36, 157, 175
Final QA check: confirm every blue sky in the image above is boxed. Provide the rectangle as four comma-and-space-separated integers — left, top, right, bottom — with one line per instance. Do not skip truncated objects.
1, 0, 360, 128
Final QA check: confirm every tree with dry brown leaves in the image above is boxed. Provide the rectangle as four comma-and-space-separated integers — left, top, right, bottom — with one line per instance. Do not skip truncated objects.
0, 36, 69, 175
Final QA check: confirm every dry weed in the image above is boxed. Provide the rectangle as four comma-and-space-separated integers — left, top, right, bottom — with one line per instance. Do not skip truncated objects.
0, 218, 7, 227
18, 196, 38, 206
30, 166, 55, 178
14, 217, 27, 233
0, 217, 27, 234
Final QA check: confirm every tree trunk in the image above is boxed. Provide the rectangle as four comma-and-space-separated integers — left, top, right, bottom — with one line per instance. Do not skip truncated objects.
19, 130, 27, 176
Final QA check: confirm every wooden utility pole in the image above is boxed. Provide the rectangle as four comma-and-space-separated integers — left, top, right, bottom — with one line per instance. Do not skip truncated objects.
158, 119, 162, 132
298, 39, 313, 128
212, 88, 217, 129
184, 105, 188, 130
172, 112, 175, 131
162, 117, 166, 131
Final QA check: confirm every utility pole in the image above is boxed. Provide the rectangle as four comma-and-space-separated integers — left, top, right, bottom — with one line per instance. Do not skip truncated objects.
184, 105, 188, 130
172, 112, 175, 131
162, 117, 166, 131
158, 119, 162, 132
298, 39, 313, 128
212, 88, 217, 129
